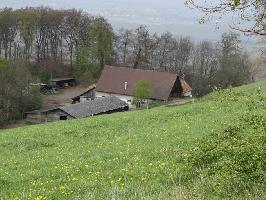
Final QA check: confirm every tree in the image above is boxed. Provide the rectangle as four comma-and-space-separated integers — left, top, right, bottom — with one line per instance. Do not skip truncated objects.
188, 40, 219, 96
134, 80, 152, 109
63, 9, 82, 69
174, 36, 193, 73
215, 32, 251, 87
133, 25, 154, 68
186, 0, 266, 35
152, 32, 175, 71
16, 8, 39, 62
0, 59, 42, 126
115, 28, 134, 65
75, 17, 114, 83
89, 17, 114, 70
0, 8, 17, 60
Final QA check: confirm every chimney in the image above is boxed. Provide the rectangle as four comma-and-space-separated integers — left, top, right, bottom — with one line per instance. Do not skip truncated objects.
124, 82, 128, 90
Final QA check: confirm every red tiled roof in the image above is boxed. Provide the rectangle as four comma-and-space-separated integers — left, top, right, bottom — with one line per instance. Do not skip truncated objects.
96, 65, 179, 101
180, 79, 192, 93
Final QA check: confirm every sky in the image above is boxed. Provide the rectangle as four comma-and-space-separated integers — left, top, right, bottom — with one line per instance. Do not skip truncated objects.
0, 0, 259, 51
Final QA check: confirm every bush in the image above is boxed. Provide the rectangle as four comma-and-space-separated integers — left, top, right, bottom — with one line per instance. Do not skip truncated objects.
0, 59, 42, 126
178, 92, 266, 198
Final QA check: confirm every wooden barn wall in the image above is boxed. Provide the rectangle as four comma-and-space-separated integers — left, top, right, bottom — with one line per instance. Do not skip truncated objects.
26, 110, 74, 123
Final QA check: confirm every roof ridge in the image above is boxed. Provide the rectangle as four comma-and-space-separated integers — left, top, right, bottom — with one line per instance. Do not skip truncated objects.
104, 65, 178, 76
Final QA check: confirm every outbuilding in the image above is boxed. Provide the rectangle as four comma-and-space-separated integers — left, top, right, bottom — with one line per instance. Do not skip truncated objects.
25, 96, 129, 123
50, 77, 76, 89
72, 84, 96, 103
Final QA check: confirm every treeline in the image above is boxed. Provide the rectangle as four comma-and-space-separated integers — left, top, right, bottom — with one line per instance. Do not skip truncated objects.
0, 7, 113, 76
0, 8, 251, 96
114, 26, 252, 95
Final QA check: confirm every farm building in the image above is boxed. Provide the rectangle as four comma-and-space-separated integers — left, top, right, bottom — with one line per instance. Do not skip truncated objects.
79, 84, 96, 100
50, 77, 76, 88
96, 65, 192, 106
25, 107, 74, 123
25, 96, 129, 123
72, 84, 96, 103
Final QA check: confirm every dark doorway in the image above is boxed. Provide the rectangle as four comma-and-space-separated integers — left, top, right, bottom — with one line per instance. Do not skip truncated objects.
60, 116, 67, 120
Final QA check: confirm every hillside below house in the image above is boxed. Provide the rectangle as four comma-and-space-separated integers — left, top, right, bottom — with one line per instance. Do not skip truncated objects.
26, 96, 129, 123
1, 81, 265, 199
96, 65, 192, 107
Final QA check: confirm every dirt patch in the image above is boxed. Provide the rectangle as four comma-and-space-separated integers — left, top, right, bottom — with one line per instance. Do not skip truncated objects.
0, 121, 27, 130
168, 98, 193, 106
42, 86, 88, 108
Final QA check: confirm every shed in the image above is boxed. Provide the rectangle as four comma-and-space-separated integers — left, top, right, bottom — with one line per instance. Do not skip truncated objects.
25, 108, 74, 123
50, 77, 76, 88
25, 96, 129, 123
74, 84, 96, 102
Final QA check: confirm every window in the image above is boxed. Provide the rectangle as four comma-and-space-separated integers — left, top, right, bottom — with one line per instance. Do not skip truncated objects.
60, 116, 67, 120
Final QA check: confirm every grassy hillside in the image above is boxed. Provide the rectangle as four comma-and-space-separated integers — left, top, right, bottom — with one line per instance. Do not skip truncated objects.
0, 81, 265, 200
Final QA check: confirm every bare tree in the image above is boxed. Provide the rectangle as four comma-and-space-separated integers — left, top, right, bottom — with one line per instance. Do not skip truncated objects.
186, 0, 266, 35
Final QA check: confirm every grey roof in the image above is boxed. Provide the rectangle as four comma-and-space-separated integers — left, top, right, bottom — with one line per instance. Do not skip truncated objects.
60, 96, 128, 119
50, 77, 75, 82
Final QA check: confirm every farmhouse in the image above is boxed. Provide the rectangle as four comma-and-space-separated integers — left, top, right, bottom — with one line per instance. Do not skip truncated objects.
25, 96, 129, 123
96, 65, 192, 106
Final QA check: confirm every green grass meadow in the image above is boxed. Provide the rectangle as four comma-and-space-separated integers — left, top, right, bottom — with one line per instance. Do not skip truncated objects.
0, 81, 265, 200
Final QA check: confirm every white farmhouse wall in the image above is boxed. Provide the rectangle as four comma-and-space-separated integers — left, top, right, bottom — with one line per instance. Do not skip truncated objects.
96, 91, 134, 107
183, 91, 192, 97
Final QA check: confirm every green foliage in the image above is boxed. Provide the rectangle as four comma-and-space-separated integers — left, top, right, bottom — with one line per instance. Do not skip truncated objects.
0, 81, 266, 199
74, 47, 101, 83
0, 59, 42, 126
134, 80, 152, 100
180, 121, 265, 197
179, 87, 266, 198
0, 59, 8, 70
74, 17, 114, 82
30, 65, 51, 83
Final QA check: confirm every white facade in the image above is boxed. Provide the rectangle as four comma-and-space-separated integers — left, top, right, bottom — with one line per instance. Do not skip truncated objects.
96, 91, 134, 107
183, 91, 193, 98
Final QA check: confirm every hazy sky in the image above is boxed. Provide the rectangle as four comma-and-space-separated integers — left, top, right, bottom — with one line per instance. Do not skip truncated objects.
0, 0, 257, 49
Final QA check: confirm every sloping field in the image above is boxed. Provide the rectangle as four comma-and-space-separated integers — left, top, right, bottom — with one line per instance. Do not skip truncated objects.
0, 81, 265, 200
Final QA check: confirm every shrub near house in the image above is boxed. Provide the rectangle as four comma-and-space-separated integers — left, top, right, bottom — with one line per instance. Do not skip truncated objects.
134, 80, 152, 108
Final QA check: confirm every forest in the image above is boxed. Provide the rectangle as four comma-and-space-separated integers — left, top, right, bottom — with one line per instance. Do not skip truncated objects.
0, 7, 252, 125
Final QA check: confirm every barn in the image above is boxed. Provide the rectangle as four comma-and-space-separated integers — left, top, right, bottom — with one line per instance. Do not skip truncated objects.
96, 65, 192, 106
25, 96, 129, 123
25, 108, 74, 123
